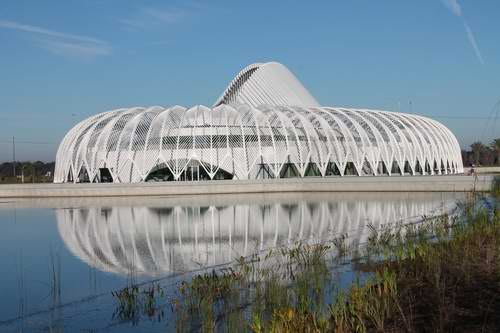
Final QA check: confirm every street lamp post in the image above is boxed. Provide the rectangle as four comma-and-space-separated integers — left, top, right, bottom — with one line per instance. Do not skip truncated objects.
12, 136, 16, 179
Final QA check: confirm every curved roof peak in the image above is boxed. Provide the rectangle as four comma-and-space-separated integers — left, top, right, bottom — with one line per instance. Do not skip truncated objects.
214, 62, 320, 108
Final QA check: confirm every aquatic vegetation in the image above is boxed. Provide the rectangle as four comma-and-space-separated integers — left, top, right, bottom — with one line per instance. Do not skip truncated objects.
166, 195, 500, 332
109, 194, 500, 332
49, 251, 62, 307
170, 242, 336, 332
329, 198, 500, 332
111, 283, 165, 324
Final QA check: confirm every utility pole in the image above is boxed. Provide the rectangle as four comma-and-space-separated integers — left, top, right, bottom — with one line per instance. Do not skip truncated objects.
12, 136, 16, 178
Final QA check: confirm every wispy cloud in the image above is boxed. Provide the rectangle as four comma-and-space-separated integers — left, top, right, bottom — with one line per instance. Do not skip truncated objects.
441, 0, 462, 16
440, 0, 484, 65
0, 19, 111, 58
116, 18, 151, 30
118, 7, 186, 30
38, 39, 111, 58
143, 7, 185, 24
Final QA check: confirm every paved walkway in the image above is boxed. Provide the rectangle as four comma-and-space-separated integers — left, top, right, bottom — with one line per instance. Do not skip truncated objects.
0, 175, 494, 198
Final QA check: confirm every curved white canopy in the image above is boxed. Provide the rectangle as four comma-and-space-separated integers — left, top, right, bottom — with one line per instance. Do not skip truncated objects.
54, 62, 463, 183
214, 62, 320, 108
54, 104, 463, 183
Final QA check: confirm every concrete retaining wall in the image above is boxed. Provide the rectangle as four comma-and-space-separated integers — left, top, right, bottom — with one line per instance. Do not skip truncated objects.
463, 166, 500, 174
0, 175, 494, 198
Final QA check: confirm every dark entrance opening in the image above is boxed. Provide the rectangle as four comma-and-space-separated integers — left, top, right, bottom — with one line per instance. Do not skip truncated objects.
145, 165, 174, 182
279, 163, 300, 178
391, 161, 402, 175
256, 156, 275, 179
145, 162, 234, 182
212, 167, 234, 180
378, 161, 389, 175
304, 163, 322, 177
344, 162, 358, 176
99, 168, 113, 183
415, 161, 423, 175
325, 162, 341, 176
76, 166, 90, 183
404, 161, 412, 174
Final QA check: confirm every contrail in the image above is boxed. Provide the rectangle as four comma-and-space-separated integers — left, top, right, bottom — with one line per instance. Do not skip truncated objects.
463, 21, 484, 65
440, 0, 484, 65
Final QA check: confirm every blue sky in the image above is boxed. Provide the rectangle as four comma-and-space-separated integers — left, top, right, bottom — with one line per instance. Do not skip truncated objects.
0, 0, 499, 162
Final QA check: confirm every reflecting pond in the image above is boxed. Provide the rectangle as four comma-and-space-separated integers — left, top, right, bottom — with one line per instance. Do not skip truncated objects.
0, 192, 465, 332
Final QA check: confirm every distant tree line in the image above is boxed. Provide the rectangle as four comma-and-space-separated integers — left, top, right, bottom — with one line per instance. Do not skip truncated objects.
462, 138, 500, 167
0, 161, 55, 183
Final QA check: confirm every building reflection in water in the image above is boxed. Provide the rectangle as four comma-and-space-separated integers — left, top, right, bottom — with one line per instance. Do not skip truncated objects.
55, 192, 463, 277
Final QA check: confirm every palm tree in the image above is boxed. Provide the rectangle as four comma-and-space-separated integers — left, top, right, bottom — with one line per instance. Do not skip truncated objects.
470, 142, 486, 165
491, 138, 500, 166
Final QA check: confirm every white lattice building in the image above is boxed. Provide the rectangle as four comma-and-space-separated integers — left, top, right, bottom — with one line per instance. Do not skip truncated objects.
54, 62, 463, 183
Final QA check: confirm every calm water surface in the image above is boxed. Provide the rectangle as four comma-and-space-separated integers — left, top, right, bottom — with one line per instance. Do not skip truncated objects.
0, 192, 465, 332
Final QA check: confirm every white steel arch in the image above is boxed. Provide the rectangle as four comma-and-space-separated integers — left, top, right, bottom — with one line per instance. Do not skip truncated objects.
54, 62, 463, 183
214, 62, 320, 108
54, 105, 464, 183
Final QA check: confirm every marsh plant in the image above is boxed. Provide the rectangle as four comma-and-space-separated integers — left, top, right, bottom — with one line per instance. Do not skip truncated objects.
111, 283, 166, 324
111, 191, 499, 332
172, 242, 337, 332
49, 250, 62, 307
170, 195, 499, 332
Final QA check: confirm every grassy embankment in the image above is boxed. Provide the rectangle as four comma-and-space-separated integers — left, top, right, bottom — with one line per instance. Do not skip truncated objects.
112, 177, 500, 332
